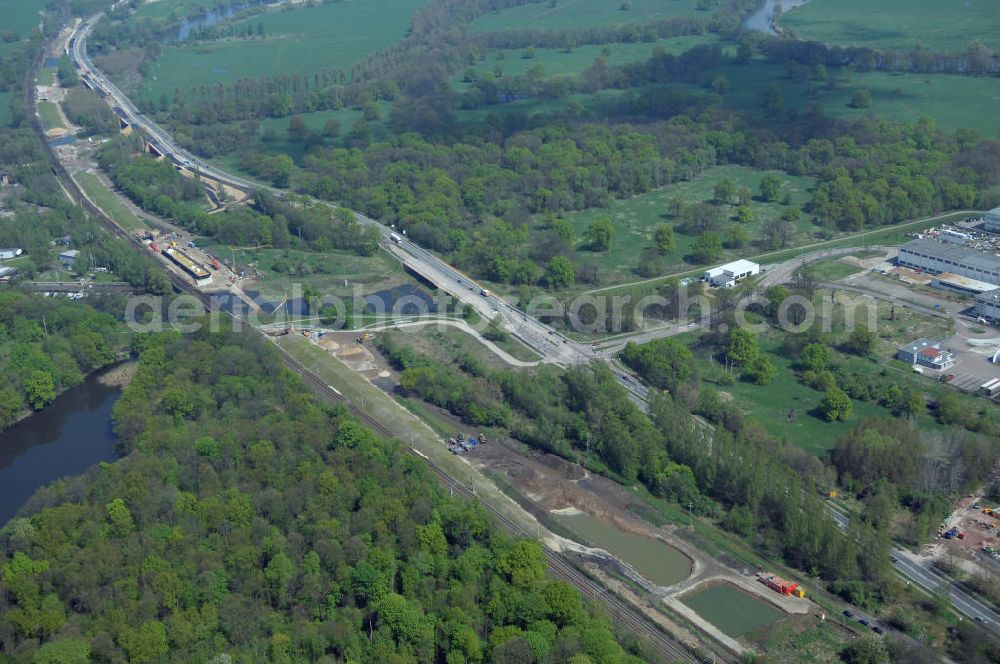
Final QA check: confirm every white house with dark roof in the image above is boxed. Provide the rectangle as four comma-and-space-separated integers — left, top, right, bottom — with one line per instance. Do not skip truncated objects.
897, 338, 955, 371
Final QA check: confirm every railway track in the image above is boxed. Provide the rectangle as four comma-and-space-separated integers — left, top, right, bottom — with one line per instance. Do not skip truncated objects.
28, 47, 708, 664
276, 349, 703, 663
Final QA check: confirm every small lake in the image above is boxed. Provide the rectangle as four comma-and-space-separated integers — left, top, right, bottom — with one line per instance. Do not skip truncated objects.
0, 372, 121, 526
682, 583, 785, 637
554, 511, 692, 587
48, 134, 77, 147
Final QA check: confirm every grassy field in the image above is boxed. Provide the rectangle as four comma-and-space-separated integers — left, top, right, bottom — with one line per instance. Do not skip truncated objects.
36, 68, 55, 86
37, 101, 64, 130
806, 257, 865, 282
780, 0, 1000, 52
692, 336, 890, 456
681, 58, 1000, 139
455, 35, 721, 88
747, 614, 851, 664
0, 0, 44, 38
683, 292, 955, 455
198, 242, 411, 301
560, 164, 814, 284
471, 0, 706, 32
134, 0, 233, 20
75, 171, 146, 231
140, 0, 426, 104
818, 71, 1000, 139
387, 325, 541, 369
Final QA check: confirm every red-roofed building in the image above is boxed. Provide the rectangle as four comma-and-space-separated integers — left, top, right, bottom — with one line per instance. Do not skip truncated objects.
898, 338, 954, 370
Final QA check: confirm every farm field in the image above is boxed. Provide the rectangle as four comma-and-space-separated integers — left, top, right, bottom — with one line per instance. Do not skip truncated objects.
37, 101, 64, 130
817, 71, 1000, 140
780, 0, 1000, 53
454, 35, 721, 88
138, 0, 427, 104
560, 165, 814, 284
682, 59, 1000, 139
75, 171, 145, 231
0, 0, 44, 38
470, 0, 705, 32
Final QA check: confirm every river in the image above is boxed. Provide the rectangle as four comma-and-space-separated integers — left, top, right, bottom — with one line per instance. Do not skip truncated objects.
0, 372, 121, 525
743, 0, 810, 35
172, 0, 273, 42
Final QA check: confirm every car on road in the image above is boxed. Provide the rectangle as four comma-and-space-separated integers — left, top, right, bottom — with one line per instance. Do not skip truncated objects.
872, 626, 884, 634
842, 610, 854, 618
858, 618, 870, 627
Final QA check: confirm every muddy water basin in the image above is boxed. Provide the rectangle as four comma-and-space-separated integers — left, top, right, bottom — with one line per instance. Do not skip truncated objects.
554, 510, 692, 587
682, 583, 784, 637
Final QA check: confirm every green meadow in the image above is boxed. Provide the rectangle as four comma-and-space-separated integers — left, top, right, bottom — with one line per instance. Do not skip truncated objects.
36, 68, 55, 86
561, 165, 815, 284
689, 333, 943, 456
780, 0, 1000, 52
134, 0, 233, 20
75, 171, 146, 231
0, 0, 43, 38
455, 35, 720, 88
37, 101, 64, 130
470, 0, 706, 32
683, 58, 1000, 139
139, 0, 427, 103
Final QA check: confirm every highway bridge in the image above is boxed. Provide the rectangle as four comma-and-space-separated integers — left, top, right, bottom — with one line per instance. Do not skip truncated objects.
68, 10, 999, 630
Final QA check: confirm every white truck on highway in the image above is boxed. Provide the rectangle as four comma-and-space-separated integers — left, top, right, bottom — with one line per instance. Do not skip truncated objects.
389, 233, 402, 244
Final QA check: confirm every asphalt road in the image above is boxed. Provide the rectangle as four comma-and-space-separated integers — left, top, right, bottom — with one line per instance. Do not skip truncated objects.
71, 10, 1000, 629
826, 504, 1000, 627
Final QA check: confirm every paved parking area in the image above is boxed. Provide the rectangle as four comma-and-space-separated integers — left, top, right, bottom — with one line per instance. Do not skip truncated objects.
948, 372, 991, 392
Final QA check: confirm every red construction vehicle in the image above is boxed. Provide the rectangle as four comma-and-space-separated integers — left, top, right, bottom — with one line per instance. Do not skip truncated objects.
149, 242, 159, 253
758, 572, 799, 596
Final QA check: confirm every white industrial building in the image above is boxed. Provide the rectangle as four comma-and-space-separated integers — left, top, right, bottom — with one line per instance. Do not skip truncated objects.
984, 207, 1000, 233
976, 290, 1000, 322
704, 259, 759, 288
897, 238, 1000, 286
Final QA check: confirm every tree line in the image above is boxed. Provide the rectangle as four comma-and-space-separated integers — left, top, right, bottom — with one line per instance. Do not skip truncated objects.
0, 324, 646, 663
0, 291, 128, 428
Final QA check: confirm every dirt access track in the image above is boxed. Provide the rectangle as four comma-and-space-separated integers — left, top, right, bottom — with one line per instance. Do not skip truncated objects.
308, 327, 813, 655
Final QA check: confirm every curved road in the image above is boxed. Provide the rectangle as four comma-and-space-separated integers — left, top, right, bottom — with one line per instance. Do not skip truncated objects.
69, 10, 998, 629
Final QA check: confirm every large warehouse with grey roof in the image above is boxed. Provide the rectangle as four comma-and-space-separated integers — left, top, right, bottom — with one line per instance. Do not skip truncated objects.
897, 238, 1000, 286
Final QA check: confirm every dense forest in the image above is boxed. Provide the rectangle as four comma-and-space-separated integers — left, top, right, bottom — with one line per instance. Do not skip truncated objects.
0, 326, 645, 663
0, 292, 128, 429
